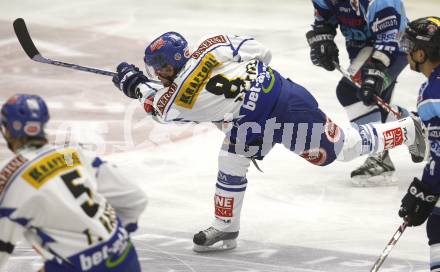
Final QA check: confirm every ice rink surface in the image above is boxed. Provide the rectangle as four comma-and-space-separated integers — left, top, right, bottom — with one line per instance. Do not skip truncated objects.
0, 0, 439, 271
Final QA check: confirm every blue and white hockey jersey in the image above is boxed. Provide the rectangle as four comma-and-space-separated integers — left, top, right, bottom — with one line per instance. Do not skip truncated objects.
311, 0, 408, 66
417, 65, 440, 193
0, 144, 147, 271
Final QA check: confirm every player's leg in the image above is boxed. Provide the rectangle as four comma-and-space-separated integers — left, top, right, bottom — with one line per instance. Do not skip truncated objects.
277, 105, 424, 167
337, 53, 409, 185
427, 213, 440, 271
336, 78, 397, 185
270, 76, 425, 167
193, 149, 250, 252
379, 53, 410, 123
336, 116, 426, 162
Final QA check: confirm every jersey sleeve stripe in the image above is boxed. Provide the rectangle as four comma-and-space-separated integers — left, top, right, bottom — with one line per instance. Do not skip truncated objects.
418, 99, 440, 121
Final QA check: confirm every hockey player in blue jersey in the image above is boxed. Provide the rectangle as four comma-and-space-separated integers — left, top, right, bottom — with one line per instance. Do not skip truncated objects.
0, 94, 147, 271
112, 32, 427, 252
306, 0, 411, 185
397, 17, 440, 271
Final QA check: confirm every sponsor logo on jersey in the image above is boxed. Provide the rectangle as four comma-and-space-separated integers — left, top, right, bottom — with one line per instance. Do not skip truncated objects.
299, 148, 327, 166
324, 117, 341, 143
242, 64, 275, 112
22, 149, 81, 189
428, 125, 440, 139
156, 83, 177, 115
214, 194, 234, 217
372, 15, 398, 33
431, 130, 440, 139
176, 53, 221, 109
191, 35, 227, 59
0, 155, 27, 194
377, 30, 398, 43
383, 127, 404, 150
79, 226, 131, 271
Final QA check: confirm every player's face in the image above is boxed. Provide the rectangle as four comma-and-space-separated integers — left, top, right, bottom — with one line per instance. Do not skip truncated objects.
406, 49, 425, 72
155, 65, 175, 87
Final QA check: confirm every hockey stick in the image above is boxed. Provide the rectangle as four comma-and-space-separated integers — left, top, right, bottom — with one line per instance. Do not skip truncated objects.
13, 18, 117, 77
13, 18, 163, 86
370, 220, 408, 272
333, 61, 402, 119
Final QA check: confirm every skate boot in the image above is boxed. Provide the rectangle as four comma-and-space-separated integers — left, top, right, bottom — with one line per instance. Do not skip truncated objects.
408, 115, 428, 163
350, 151, 397, 187
193, 226, 239, 252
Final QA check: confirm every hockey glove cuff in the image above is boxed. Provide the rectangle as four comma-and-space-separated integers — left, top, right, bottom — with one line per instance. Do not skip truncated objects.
399, 178, 439, 226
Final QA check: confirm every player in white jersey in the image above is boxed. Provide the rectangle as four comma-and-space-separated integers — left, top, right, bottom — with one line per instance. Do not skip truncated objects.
112, 32, 427, 252
0, 94, 148, 271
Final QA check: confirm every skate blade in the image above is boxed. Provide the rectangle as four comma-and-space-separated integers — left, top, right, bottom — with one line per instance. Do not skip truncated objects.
351, 172, 398, 187
193, 239, 237, 253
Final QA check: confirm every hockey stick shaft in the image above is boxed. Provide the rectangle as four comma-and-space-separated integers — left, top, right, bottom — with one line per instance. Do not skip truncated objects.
333, 62, 402, 119
13, 18, 116, 77
370, 221, 408, 272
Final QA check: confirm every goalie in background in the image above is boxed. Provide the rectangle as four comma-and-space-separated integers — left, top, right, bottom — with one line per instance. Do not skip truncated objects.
0, 94, 147, 271
306, 0, 413, 186
397, 17, 440, 272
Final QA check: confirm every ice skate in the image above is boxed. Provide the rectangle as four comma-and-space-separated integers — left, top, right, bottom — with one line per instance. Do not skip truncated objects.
408, 115, 428, 163
350, 151, 397, 187
193, 226, 239, 252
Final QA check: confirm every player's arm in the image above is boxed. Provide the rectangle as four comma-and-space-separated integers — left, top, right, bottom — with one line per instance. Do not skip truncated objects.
306, 0, 339, 71
79, 150, 148, 233
359, 0, 407, 105
398, 100, 440, 226
225, 35, 272, 64
94, 161, 148, 233
418, 99, 440, 193
311, 0, 338, 28
0, 219, 22, 268
366, 0, 407, 67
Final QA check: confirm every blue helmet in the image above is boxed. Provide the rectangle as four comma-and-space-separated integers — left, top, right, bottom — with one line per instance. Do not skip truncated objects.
144, 32, 190, 77
1, 94, 49, 139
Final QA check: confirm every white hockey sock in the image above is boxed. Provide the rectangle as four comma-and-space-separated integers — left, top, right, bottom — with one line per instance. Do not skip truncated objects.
367, 117, 416, 154
337, 117, 415, 161
211, 178, 246, 233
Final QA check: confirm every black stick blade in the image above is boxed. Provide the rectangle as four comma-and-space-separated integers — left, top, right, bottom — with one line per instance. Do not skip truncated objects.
13, 18, 41, 59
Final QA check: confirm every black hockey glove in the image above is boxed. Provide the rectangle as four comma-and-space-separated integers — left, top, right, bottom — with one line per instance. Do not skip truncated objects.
113, 62, 149, 99
399, 178, 439, 226
358, 60, 387, 106
306, 24, 339, 71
